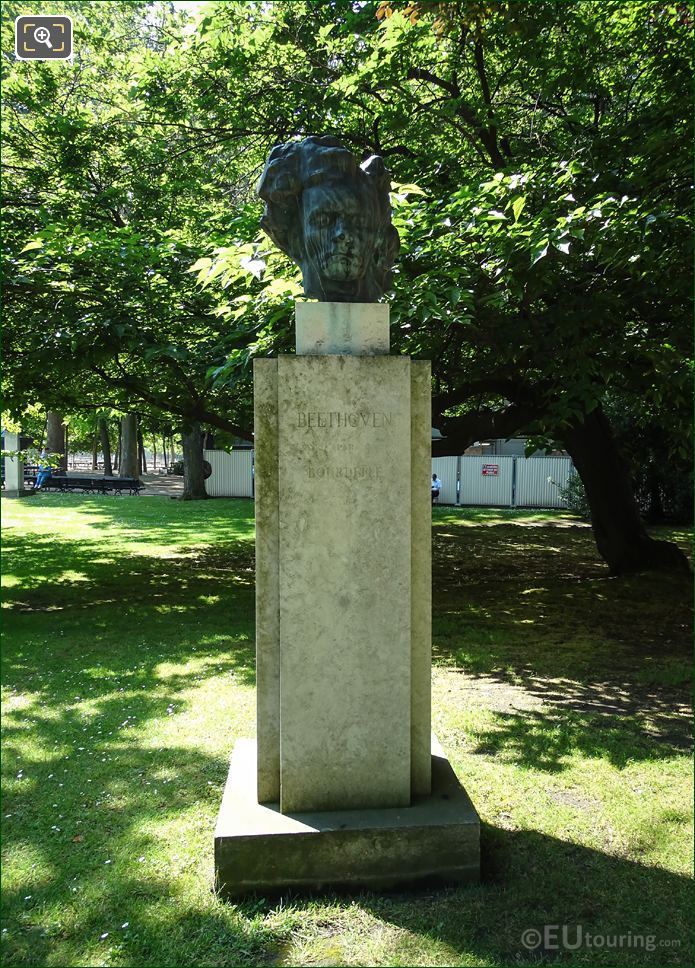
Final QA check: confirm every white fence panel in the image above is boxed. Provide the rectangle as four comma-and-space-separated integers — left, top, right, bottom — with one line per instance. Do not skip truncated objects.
459, 455, 515, 507
204, 449, 254, 498
515, 456, 573, 508
431, 456, 458, 505
200, 450, 574, 505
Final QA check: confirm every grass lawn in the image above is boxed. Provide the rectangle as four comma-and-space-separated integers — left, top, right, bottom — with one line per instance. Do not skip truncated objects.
1, 495, 692, 968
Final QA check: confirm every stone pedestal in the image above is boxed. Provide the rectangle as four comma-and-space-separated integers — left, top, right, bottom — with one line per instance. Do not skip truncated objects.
215, 738, 479, 899
215, 302, 479, 894
3, 433, 25, 498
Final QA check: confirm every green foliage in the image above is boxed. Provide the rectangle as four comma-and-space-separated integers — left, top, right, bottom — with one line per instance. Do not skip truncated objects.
605, 393, 694, 524
2, 0, 691, 468
555, 472, 591, 519
2, 1, 261, 438
1, 448, 63, 469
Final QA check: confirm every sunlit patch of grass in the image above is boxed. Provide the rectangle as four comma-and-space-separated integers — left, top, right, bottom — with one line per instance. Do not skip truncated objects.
433, 506, 590, 528
2, 497, 692, 967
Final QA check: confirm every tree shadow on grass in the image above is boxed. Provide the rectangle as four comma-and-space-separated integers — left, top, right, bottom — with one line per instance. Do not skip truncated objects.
2, 526, 265, 963
1, 527, 256, 598
431, 517, 692, 771
359, 824, 692, 967
1, 739, 283, 968
3, 504, 691, 964
2, 531, 257, 687
2, 506, 275, 965
2, 547, 264, 965
441, 667, 692, 773
468, 700, 691, 773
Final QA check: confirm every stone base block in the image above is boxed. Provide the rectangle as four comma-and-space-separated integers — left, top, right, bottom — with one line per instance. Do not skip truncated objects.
2, 490, 33, 499
214, 738, 480, 898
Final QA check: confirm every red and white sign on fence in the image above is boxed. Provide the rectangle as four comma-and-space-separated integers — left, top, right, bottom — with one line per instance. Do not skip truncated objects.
481, 464, 499, 477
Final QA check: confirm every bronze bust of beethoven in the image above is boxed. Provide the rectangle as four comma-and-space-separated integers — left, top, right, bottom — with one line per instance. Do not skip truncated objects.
257, 136, 399, 303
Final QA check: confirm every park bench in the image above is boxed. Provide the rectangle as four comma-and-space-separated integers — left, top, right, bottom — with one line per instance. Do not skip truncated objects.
102, 477, 145, 496
37, 474, 145, 496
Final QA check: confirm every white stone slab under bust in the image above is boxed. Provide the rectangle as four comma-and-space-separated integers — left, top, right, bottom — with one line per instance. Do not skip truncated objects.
295, 301, 389, 355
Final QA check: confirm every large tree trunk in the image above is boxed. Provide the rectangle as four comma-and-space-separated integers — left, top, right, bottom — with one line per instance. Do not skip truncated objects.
46, 410, 67, 471
98, 417, 113, 477
119, 414, 139, 478
181, 422, 208, 500
563, 405, 689, 575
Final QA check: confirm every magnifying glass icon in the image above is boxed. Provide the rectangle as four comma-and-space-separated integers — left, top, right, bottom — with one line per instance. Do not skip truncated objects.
34, 26, 53, 49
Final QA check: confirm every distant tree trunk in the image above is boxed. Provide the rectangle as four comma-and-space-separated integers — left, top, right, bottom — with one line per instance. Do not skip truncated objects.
203, 430, 215, 449
47, 411, 67, 471
137, 428, 148, 475
91, 417, 99, 471
99, 417, 113, 477
182, 422, 208, 500
162, 436, 168, 469
153, 440, 157, 470
114, 422, 122, 471
647, 483, 664, 523
171, 438, 177, 466
645, 462, 665, 523
563, 405, 689, 575
65, 425, 70, 470
120, 414, 139, 478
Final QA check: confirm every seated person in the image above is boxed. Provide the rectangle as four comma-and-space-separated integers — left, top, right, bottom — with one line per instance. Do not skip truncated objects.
34, 451, 52, 490
431, 473, 442, 504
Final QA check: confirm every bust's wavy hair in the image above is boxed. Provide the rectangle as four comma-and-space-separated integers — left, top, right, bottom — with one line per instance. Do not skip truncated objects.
257, 136, 399, 294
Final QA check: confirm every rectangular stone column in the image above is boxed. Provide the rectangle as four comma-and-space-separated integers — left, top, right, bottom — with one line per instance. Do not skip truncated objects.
3, 433, 24, 497
254, 303, 431, 812
254, 363, 281, 804
277, 353, 412, 812
410, 361, 432, 797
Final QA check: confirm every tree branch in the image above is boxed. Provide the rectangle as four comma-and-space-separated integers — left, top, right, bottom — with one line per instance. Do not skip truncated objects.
432, 404, 542, 457
88, 364, 253, 440
432, 377, 529, 416
406, 67, 460, 98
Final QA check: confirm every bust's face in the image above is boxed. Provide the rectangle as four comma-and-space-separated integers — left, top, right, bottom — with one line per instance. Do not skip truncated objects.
302, 183, 373, 284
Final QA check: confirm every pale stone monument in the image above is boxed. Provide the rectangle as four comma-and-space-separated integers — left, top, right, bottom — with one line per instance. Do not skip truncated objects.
214, 138, 479, 895
3, 433, 25, 498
